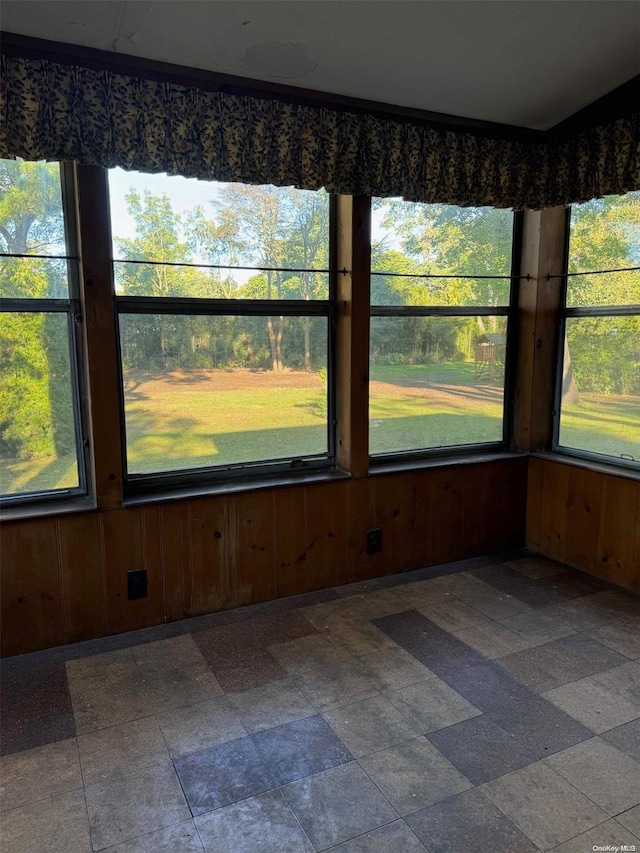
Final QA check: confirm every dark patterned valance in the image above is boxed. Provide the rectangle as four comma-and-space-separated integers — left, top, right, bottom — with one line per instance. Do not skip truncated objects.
1, 54, 638, 209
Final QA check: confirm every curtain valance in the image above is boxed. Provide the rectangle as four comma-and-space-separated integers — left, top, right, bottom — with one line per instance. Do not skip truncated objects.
1, 54, 638, 209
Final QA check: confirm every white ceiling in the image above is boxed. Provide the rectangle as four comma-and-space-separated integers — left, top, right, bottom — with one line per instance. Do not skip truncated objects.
2, 1, 639, 130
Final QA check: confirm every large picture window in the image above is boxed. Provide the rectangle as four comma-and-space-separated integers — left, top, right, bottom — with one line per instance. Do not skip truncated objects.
369, 199, 515, 458
108, 170, 334, 488
555, 191, 640, 468
0, 159, 86, 504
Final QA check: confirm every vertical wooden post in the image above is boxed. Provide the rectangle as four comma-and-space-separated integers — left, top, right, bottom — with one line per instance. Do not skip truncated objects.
335, 195, 371, 478
513, 206, 568, 452
75, 164, 124, 509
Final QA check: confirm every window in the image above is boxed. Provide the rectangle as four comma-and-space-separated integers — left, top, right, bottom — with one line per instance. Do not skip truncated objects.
369, 199, 515, 458
555, 191, 640, 468
0, 159, 87, 504
108, 169, 334, 489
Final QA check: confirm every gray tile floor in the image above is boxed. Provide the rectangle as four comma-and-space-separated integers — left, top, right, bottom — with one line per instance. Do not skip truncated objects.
1, 551, 640, 852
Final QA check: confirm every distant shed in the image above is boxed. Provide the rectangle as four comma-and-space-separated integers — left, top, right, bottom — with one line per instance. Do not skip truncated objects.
475, 333, 506, 382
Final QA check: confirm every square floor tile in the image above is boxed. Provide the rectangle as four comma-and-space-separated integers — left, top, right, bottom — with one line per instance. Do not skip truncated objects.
156, 697, 246, 758
427, 715, 537, 784
353, 648, 435, 692
441, 660, 534, 714
323, 695, 419, 758
385, 678, 481, 734
174, 735, 276, 815
470, 565, 567, 608
0, 737, 82, 812
499, 634, 629, 693
488, 694, 594, 758
252, 714, 353, 785
281, 761, 398, 850
0, 710, 77, 757
588, 620, 640, 660
228, 678, 315, 734
550, 819, 640, 853
416, 598, 489, 632
69, 674, 150, 735
329, 820, 427, 852
543, 676, 640, 734
78, 716, 168, 786
105, 819, 205, 852
506, 557, 565, 579
452, 622, 535, 658
131, 635, 209, 673
480, 761, 608, 851
193, 624, 286, 693
142, 662, 223, 715
269, 634, 348, 675
545, 737, 640, 816
327, 621, 398, 657
293, 660, 378, 711
602, 719, 640, 762
495, 609, 576, 645
246, 612, 318, 646
66, 649, 138, 694
0, 788, 91, 853
359, 736, 472, 816
85, 762, 189, 851
593, 661, 640, 707
617, 805, 640, 837
406, 788, 539, 853
195, 789, 313, 853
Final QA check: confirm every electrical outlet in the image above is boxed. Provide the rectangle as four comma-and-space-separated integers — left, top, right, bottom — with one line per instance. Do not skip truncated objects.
366, 528, 382, 554
127, 569, 147, 600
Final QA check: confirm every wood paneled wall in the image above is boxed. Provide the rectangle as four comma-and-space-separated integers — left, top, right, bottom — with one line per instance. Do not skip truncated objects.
527, 457, 640, 594
1, 457, 526, 656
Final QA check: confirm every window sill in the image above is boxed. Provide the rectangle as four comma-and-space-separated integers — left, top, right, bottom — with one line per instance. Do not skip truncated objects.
531, 451, 640, 482
369, 449, 527, 476
0, 495, 97, 523
123, 467, 352, 507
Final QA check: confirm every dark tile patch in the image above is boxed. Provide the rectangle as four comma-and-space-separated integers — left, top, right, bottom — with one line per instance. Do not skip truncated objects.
373, 611, 485, 677
252, 714, 353, 785
488, 695, 594, 758
601, 719, 640, 763
440, 660, 534, 714
246, 612, 318, 646
174, 736, 276, 815
535, 571, 614, 600
193, 623, 285, 692
469, 565, 569, 608
427, 715, 538, 784
0, 656, 75, 755
499, 634, 630, 694
406, 788, 539, 853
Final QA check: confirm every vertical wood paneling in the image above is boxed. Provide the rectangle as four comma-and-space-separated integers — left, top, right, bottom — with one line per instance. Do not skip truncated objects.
414, 467, 465, 568
564, 467, 603, 572
526, 456, 544, 551
58, 513, 106, 643
143, 506, 164, 627
189, 497, 227, 615
541, 461, 569, 562
227, 491, 275, 607
102, 508, 146, 635
305, 480, 349, 589
596, 476, 640, 591
273, 487, 307, 598
0, 520, 64, 655
373, 473, 416, 575
346, 477, 377, 581
160, 501, 192, 621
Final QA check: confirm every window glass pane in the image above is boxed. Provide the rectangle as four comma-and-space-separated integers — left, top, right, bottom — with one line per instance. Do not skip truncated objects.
0, 313, 80, 497
568, 191, 640, 306
119, 314, 329, 474
109, 169, 330, 299
371, 199, 513, 306
558, 317, 640, 463
0, 256, 70, 299
369, 316, 506, 455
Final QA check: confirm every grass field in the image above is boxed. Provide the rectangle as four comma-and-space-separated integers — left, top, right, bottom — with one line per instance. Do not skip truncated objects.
2, 363, 639, 496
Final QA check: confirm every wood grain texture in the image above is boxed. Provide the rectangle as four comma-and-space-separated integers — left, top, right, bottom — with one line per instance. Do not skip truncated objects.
0, 519, 64, 655
527, 457, 639, 594
2, 457, 534, 656
58, 513, 106, 643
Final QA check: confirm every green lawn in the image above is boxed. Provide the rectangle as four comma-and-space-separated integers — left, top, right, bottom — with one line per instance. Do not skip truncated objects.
2, 363, 639, 496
